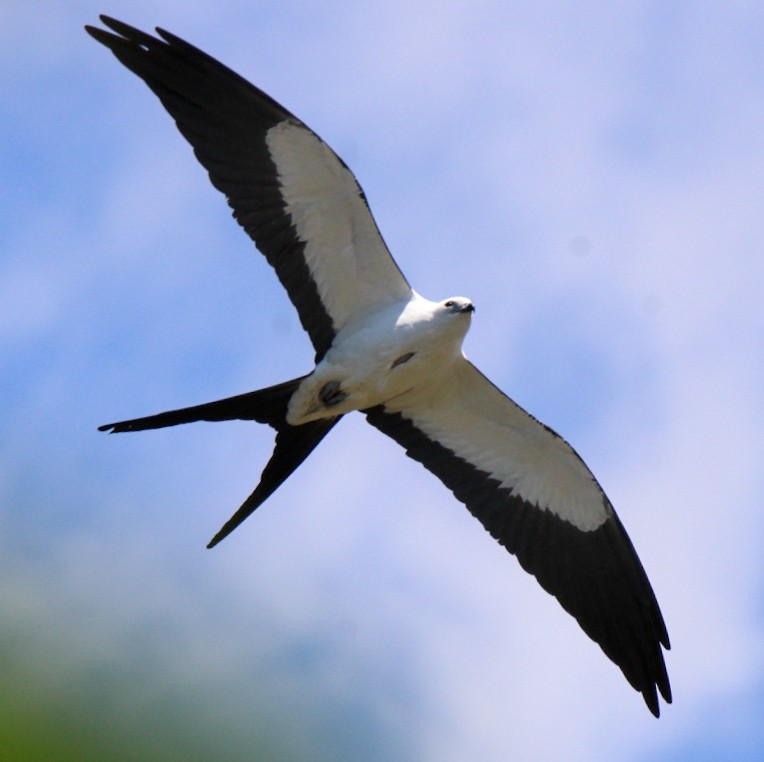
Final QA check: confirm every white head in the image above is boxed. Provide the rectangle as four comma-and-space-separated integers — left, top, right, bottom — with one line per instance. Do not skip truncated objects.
390, 293, 475, 341
441, 296, 475, 316
431, 296, 474, 350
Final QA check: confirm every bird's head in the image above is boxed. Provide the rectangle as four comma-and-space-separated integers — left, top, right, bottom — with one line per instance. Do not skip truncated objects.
442, 296, 475, 316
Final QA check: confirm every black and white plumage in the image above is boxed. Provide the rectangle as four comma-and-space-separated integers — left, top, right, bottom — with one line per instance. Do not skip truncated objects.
87, 16, 671, 716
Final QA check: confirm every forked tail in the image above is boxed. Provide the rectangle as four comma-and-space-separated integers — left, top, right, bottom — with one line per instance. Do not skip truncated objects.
99, 376, 342, 547
98, 376, 308, 432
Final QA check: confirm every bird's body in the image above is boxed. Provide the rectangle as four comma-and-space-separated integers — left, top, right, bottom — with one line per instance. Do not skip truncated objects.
87, 16, 671, 716
288, 295, 474, 424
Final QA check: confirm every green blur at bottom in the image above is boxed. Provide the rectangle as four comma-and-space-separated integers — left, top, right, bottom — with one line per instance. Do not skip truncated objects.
0, 632, 298, 762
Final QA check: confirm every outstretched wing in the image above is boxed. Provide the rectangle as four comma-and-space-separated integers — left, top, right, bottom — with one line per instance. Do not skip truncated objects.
86, 16, 412, 361
365, 360, 671, 716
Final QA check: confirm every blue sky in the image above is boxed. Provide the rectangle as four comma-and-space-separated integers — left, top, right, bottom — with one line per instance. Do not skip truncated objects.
3, 1, 764, 760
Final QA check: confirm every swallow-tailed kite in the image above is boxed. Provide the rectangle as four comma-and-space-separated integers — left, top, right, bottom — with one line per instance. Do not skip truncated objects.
87, 16, 671, 716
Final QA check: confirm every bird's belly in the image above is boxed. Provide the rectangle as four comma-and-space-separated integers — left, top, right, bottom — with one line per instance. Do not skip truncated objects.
285, 346, 442, 425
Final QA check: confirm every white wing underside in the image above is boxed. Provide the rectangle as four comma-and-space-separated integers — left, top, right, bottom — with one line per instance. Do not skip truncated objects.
266, 121, 412, 329
385, 360, 611, 531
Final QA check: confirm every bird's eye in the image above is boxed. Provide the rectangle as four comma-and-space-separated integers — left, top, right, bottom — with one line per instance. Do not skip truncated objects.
445, 300, 455, 308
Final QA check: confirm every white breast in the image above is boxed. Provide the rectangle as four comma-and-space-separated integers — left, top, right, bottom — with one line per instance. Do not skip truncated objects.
286, 294, 472, 424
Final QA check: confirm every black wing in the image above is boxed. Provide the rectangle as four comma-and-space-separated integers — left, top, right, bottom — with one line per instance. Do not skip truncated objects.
365, 362, 671, 716
86, 16, 412, 361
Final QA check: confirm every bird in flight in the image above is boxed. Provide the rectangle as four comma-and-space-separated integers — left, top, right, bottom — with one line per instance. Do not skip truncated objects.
86, 16, 671, 716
